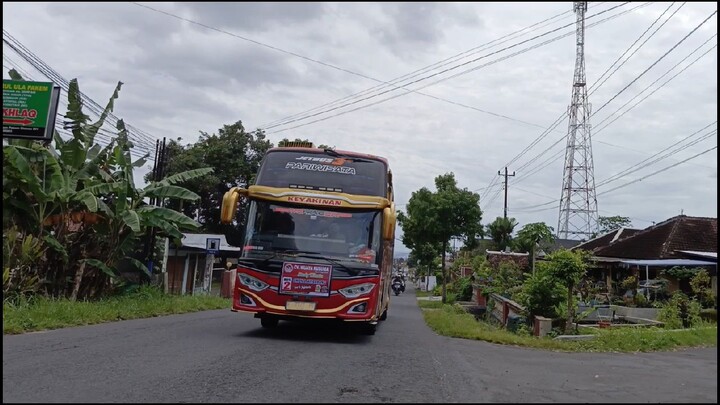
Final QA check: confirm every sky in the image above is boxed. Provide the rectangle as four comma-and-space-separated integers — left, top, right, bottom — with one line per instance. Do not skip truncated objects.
3, 2, 718, 257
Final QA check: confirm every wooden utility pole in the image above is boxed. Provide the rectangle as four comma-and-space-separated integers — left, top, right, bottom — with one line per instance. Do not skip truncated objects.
202, 253, 215, 294
498, 167, 515, 219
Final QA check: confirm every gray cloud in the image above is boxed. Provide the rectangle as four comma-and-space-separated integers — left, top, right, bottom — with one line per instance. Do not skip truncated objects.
3, 1, 716, 254
178, 2, 325, 32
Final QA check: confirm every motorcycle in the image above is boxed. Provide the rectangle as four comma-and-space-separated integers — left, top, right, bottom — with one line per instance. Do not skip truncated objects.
392, 281, 403, 296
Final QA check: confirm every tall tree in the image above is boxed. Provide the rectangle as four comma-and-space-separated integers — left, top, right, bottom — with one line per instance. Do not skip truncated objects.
149, 122, 272, 245
3, 72, 209, 300
397, 173, 483, 303
595, 215, 632, 236
515, 222, 555, 274
488, 216, 517, 251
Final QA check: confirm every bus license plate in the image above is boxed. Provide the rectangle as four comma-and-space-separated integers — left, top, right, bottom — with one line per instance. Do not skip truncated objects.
286, 301, 316, 311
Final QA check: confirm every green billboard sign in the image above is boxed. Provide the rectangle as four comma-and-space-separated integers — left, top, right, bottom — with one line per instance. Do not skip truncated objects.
2, 80, 60, 141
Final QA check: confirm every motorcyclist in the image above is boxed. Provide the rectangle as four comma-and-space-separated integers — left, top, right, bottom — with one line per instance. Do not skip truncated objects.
392, 274, 405, 293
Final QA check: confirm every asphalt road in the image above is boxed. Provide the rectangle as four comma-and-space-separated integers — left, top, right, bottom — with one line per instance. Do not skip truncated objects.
3, 284, 717, 403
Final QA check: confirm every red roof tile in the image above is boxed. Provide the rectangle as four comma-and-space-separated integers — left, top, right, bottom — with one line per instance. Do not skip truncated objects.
593, 215, 717, 259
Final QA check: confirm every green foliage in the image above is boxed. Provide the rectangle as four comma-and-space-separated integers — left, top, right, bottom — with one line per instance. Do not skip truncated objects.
397, 173, 483, 304
3, 74, 210, 301
658, 292, 703, 329
542, 249, 589, 333
3, 227, 45, 302
453, 276, 474, 301
420, 301, 717, 352
146, 123, 272, 245
661, 266, 703, 280
620, 275, 638, 291
514, 222, 555, 273
596, 215, 632, 236
517, 262, 566, 319
486, 260, 525, 299
689, 269, 715, 308
487, 217, 517, 251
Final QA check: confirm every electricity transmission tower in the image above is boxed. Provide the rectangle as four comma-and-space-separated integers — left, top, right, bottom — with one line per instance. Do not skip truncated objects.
557, 1, 598, 240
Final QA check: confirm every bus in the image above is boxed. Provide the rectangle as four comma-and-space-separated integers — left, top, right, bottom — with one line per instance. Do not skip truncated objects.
220, 141, 396, 335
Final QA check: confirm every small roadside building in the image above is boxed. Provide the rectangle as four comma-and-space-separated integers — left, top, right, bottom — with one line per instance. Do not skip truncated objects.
163, 233, 241, 295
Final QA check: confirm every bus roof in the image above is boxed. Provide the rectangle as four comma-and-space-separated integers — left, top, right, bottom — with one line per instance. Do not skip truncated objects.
267, 147, 389, 166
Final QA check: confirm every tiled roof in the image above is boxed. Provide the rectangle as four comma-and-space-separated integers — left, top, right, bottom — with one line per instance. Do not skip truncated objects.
573, 227, 642, 253
593, 215, 717, 260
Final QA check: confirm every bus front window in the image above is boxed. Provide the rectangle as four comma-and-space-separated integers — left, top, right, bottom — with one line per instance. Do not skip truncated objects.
242, 201, 381, 266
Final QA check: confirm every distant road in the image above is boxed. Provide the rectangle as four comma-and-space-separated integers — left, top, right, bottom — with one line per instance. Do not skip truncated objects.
3, 284, 717, 402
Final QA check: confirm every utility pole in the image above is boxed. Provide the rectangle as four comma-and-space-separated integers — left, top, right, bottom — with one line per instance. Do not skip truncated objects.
498, 167, 515, 219
146, 137, 168, 278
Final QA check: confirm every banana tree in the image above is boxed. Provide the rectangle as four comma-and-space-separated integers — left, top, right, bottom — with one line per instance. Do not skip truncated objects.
3, 70, 213, 300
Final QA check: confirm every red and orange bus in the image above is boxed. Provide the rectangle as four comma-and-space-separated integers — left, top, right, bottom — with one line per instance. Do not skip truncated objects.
220, 142, 396, 334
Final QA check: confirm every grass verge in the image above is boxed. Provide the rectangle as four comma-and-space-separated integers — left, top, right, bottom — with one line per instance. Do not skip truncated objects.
3, 286, 231, 335
421, 304, 717, 352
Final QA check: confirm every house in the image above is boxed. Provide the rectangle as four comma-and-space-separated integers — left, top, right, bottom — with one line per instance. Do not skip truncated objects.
162, 233, 241, 295
486, 250, 529, 270
573, 215, 717, 296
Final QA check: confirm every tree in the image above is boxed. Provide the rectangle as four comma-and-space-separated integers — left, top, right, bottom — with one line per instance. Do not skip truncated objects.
487, 217, 517, 251
515, 222, 555, 274
518, 261, 566, 320
595, 215, 632, 236
397, 173, 483, 303
3, 71, 210, 300
148, 122, 272, 245
407, 242, 442, 290
543, 249, 589, 333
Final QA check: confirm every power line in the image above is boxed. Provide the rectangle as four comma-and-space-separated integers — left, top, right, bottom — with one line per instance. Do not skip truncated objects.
591, 9, 717, 117
508, 2, 687, 174
510, 33, 718, 187
263, 3, 644, 134
596, 145, 718, 196
596, 125, 717, 187
3, 31, 159, 155
476, 2, 662, 203
259, 5, 588, 130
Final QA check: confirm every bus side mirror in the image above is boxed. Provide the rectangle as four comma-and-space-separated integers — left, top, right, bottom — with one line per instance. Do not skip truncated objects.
220, 187, 248, 224
382, 204, 396, 241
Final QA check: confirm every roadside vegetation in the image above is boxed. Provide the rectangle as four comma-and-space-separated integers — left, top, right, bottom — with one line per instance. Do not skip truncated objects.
411, 241, 717, 353
419, 301, 717, 353
3, 285, 230, 334
2, 70, 325, 335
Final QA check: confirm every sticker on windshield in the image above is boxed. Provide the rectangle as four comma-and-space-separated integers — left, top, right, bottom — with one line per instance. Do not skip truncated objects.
279, 262, 332, 297
285, 162, 356, 175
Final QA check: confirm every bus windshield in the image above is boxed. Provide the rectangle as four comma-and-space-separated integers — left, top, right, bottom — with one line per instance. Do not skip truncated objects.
255, 150, 387, 197
242, 201, 382, 267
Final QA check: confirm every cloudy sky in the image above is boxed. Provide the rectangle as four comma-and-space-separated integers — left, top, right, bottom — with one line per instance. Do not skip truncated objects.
3, 2, 717, 256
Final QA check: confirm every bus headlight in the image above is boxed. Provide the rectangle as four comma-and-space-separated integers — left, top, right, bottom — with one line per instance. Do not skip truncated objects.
237, 273, 269, 292
338, 283, 375, 299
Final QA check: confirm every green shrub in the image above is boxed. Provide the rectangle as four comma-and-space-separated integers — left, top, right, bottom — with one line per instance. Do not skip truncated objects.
517, 264, 565, 319
455, 276, 473, 301
658, 292, 703, 329
690, 270, 715, 309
